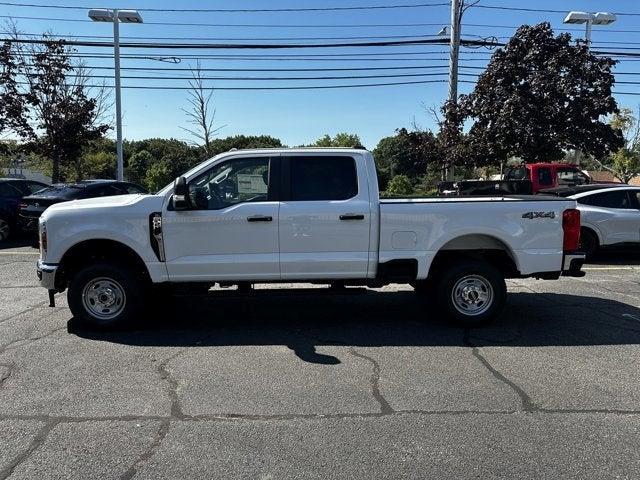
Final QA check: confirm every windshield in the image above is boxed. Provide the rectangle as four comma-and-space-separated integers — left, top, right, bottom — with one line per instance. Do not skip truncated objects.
28, 184, 84, 198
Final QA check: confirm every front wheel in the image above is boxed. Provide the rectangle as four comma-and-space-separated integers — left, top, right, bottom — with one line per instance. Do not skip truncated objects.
0, 217, 11, 242
68, 261, 146, 329
435, 260, 506, 328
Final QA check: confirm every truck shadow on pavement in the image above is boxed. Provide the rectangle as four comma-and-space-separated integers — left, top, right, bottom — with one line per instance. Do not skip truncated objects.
68, 288, 640, 365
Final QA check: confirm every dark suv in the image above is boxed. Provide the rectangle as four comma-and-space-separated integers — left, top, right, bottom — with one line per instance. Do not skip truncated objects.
18, 180, 147, 233
0, 178, 49, 241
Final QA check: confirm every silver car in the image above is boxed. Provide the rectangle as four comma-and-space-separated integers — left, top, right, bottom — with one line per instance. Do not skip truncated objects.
568, 186, 640, 258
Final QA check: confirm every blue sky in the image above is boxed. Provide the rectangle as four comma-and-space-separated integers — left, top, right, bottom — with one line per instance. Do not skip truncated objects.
3, 0, 640, 149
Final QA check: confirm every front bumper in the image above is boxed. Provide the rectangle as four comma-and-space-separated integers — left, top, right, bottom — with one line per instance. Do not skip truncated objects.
561, 252, 586, 277
37, 259, 59, 290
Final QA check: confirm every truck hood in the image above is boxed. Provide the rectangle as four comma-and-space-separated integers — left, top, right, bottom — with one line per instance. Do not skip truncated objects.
41, 194, 165, 221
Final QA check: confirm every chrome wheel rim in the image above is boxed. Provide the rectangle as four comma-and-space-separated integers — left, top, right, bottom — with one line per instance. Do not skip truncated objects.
451, 274, 493, 316
0, 219, 9, 241
81, 277, 126, 320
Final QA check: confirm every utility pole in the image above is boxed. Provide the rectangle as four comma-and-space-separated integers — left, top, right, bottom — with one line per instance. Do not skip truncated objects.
446, 0, 461, 181
112, 9, 123, 181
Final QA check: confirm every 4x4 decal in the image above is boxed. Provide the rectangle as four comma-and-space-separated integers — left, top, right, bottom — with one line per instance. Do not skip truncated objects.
522, 211, 556, 219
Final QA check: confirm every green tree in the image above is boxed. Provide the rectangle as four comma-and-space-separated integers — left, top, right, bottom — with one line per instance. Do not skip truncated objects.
127, 149, 154, 185
460, 23, 623, 165
2, 36, 110, 182
144, 161, 172, 193
595, 107, 640, 183
208, 135, 283, 155
309, 133, 364, 148
386, 175, 414, 195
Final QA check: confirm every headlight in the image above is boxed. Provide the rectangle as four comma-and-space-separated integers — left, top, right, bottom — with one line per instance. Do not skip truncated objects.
39, 222, 47, 258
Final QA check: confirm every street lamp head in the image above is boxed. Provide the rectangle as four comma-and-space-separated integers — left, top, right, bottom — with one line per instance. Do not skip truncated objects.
563, 11, 594, 24
592, 12, 616, 25
88, 8, 143, 23
117, 10, 144, 23
88, 8, 114, 22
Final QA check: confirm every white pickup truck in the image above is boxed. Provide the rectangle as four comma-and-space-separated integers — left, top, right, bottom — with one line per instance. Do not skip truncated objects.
37, 148, 585, 328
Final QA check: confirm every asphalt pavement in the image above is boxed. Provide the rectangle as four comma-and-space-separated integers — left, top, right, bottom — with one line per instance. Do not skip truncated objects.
1, 242, 640, 479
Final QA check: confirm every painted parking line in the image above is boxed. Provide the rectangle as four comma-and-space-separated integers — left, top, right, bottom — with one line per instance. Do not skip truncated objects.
0, 252, 38, 255
583, 266, 639, 271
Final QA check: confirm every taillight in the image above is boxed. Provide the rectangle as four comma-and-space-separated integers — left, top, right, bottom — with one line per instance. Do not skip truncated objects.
19, 202, 27, 209
562, 208, 580, 251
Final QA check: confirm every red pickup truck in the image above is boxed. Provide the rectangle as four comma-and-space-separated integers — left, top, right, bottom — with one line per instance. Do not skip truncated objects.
504, 163, 592, 193
441, 163, 594, 196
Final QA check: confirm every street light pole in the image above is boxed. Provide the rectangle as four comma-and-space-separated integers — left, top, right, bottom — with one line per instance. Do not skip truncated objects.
446, 0, 461, 182
112, 9, 123, 181
88, 8, 143, 182
563, 11, 616, 51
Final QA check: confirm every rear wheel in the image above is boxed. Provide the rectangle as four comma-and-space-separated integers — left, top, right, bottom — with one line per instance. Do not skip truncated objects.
435, 260, 506, 328
0, 217, 11, 242
68, 261, 146, 329
579, 228, 598, 260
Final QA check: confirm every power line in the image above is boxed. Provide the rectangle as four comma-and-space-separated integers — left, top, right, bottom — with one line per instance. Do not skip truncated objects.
472, 4, 640, 16
16, 79, 450, 90
21, 71, 472, 81
1, 37, 501, 49
0, 1, 449, 12
13, 32, 451, 42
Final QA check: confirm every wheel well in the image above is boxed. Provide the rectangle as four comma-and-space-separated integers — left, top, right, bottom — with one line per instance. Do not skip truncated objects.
581, 226, 600, 245
430, 235, 519, 279
57, 239, 151, 289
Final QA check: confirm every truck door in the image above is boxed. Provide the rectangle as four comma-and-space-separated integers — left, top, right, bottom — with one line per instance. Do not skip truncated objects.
162, 155, 281, 281
278, 154, 371, 279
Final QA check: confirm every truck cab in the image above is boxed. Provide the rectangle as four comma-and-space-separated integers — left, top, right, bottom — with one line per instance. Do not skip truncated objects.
504, 163, 591, 193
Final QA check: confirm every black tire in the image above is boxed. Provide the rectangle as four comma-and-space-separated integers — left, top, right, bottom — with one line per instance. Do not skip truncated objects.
0, 217, 11, 242
68, 261, 146, 329
579, 228, 599, 261
435, 260, 506, 328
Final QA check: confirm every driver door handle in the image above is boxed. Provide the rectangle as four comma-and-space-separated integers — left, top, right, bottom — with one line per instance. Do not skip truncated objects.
247, 215, 273, 222
339, 214, 365, 221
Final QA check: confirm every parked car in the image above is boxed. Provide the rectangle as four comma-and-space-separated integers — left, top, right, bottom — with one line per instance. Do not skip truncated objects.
571, 185, 639, 258
540, 184, 640, 258
36, 148, 585, 329
18, 180, 147, 233
0, 178, 49, 241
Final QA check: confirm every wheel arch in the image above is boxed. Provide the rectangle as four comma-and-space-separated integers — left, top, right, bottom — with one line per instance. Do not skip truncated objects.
427, 234, 520, 279
57, 238, 152, 289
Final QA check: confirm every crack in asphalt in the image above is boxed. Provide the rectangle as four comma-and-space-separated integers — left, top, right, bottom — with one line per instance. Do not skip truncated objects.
463, 329, 539, 413
0, 362, 14, 388
157, 352, 186, 420
348, 347, 394, 415
120, 419, 170, 480
0, 419, 57, 480
0, 300, 51, 325
0, 326, 67, 357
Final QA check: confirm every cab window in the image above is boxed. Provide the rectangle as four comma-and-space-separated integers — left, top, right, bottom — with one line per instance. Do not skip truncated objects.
537, 167, 553, 186
188, 157, 270, 210
289, 156, 358, 201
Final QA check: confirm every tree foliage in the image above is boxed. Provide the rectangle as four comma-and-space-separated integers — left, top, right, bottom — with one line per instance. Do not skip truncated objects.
309, 133, 364, 148
0, 34, 111, 182
386, 175, 413, 195
593, 107, 640, 183
460, 23, 623, 165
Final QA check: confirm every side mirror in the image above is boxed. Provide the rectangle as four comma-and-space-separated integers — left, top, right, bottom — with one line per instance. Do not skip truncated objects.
172, 176, 190, 210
